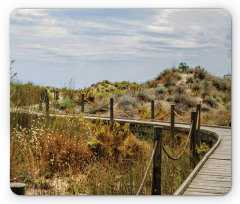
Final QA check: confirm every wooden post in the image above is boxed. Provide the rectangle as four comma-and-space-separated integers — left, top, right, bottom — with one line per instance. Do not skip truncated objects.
81, 94, 84, 113
170, 104, 175, 148
46, 96, 49, 113
39, 93, 42, 111
190, 112, 197, 168
44, 90, 47, 102
152, 126, 163, 195
110, 98, 114, 121
10, 182, 26, 195
45, 90, 49, 114
56, 91, 59, 100
196, 104, 201, 147
151, 100, 154, 120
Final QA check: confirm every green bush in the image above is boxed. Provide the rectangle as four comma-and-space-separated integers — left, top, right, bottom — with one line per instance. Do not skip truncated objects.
59, 96, 73, 109
178, 62, 189, 73
196, 142, 210, 160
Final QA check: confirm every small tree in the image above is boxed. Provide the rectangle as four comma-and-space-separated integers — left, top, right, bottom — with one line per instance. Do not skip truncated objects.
178, 62, 189, 73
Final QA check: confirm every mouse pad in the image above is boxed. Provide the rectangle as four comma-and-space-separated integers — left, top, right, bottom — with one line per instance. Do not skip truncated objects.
10, 8, 231, 195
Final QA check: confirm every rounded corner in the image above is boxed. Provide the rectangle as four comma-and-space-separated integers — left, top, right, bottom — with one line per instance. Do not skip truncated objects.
221, 185, 232, 196
10, 8, 20, 20
220, 8, 232, 21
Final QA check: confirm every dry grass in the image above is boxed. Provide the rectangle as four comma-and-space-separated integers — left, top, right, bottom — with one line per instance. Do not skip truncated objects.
10, 111, 197, 195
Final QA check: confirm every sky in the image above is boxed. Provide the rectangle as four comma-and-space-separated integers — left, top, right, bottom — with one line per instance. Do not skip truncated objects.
10, 9, 232, 89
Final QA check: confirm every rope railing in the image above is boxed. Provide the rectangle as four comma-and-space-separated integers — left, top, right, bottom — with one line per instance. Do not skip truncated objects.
136, 140, 158, 195
114, 104, 139, 120
161, 122, 193, 160
115, 104, 151, 113
85, 103, 110, 114
173, 110, 191, 119
114, 104, 171, 122
84, 97, 109, 111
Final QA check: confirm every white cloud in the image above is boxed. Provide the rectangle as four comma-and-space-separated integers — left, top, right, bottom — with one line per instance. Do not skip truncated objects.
10, 9, 231, 79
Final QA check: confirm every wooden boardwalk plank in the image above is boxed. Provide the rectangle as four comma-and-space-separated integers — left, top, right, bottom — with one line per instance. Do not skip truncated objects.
181, 127, 231, 195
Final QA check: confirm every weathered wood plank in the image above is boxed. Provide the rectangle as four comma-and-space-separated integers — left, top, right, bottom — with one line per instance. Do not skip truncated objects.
193, 176, 231, 182
189, 180, 231, 188
183, 191, 221, 195
186, 187, 231, 194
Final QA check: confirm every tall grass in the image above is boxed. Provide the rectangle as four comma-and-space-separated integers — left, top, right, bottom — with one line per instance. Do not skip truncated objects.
10, 111, 198, 195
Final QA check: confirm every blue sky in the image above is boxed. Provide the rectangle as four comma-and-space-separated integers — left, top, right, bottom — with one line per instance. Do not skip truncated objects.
10, 9, 231, 89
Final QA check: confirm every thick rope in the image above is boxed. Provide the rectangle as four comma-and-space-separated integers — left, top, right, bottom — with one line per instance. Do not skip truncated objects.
162, 122, 193, 160
196, 111, 199, 130
151, 111, 171, 121
115, 104, 151, 113
85, 103, 110, 114
173, 110, 191, 119
114, 104, 140, 120
115, 104, 170, 122
84, 98, 109, 111
136, 141, 158, 195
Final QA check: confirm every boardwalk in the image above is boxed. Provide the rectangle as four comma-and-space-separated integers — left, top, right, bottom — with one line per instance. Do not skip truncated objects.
183, 127, 231, 195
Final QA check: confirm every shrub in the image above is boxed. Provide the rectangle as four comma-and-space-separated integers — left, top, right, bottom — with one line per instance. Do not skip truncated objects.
191, 83, 200, 92
147, 81, 158, 88
212, 77, 229, 91
186, 68, 194, 74
196, 142, 210, 160
173, 94, 197, 108
201, 104, 210, 112
186, 76, 194, 84
175, 86, 185, 95
163, 80, 176, 87
118, 94, 137, 107
102, 80, 111, 84
114, 89, 123, 98
205, 96, 218, 108
211, 77, 221, 90
167, 86, 176, 94
194, 67, 207, 80
59, 96, 73, 109
174, 73, 182, 80
136, 90, 152, 102
166, 96, 174, 102
155, 69, 171, 81
225, 102, 231, 111
155, 86, 165, 95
